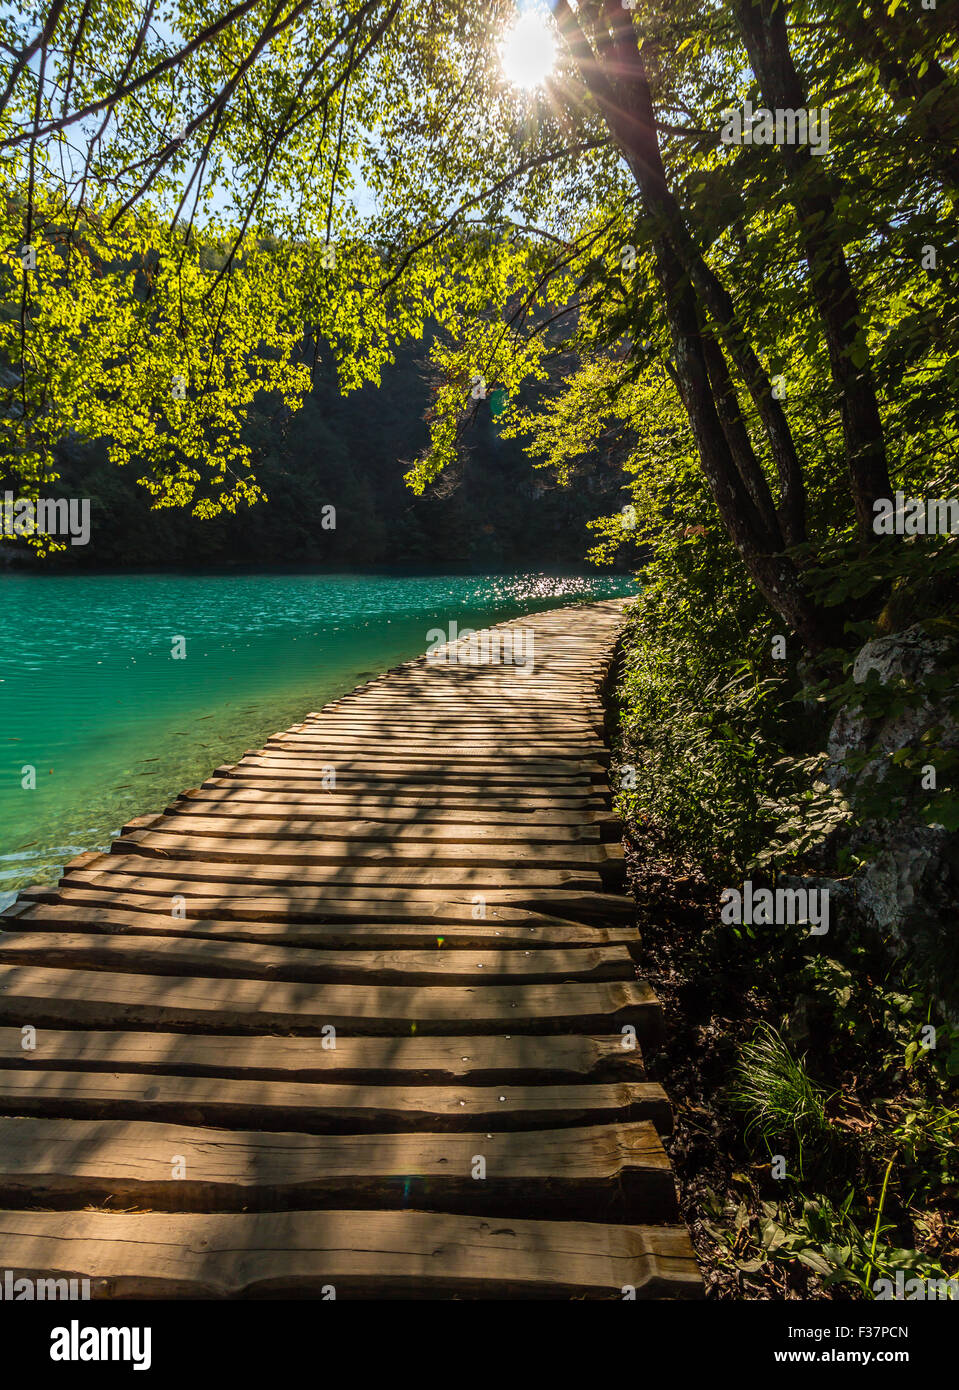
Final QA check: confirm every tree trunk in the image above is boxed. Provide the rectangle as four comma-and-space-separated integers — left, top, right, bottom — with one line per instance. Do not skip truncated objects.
657, 235, 823, 645
578, 1, 808, 548
555, 0, 830, 648
675, 220, 807, 548
701, 329, 784, 549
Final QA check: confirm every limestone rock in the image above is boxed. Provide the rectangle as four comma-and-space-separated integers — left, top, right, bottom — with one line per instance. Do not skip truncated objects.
826, 623, 959, 792
795, 624, 959, 1014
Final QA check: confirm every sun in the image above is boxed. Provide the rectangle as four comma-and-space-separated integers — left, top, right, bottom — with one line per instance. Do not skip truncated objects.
501, 9, 557, 91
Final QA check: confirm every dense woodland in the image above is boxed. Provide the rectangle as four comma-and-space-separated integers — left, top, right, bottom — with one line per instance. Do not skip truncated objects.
6, 331, 630, 569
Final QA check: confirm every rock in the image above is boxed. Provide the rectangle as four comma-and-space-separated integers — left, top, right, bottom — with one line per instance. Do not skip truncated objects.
853, 825, 946, 935
825, 623, 959, 792
797, 624, 959, 1016
852, 625, 950, 686
775, 829, 958, 1019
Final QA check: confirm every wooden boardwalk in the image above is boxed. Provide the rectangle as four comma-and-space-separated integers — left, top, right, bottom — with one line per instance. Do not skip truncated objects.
0, 599, 702, 1298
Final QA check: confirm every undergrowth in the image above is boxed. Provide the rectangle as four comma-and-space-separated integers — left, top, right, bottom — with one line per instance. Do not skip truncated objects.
610, 546, 958, 1299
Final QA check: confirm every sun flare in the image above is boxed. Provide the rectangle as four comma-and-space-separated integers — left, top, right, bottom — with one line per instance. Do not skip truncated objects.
501, 10, 557, 91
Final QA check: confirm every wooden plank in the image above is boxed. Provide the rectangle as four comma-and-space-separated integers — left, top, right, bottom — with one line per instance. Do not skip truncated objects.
366, 672, 596, 684
0, 1117, 676, 1221
339, 681, 602, 691
0, 1028, 647, 1084
272, 710, 603, 725
306, 670, 597, 683
233, 738, 602, 755
5, 902, 636, 950
265, 733, 600, 756
326, 681, 605, 693
291, 732, 601, 747
301, 702, 601, 716
142, 812, 605, 843
183, 787, 611, 812
0, 932, 636, 985
169, 792, 618, 821
358, 681, 597, 692
267, 760, 608, 779
116, 824, 616, 860
324, 701, 603, 715
246, 749, 607, 771
0, 1069, 672, 1133
39, 884, 637, 925
111, 831, 625, 875
214, 772, 607, 797
362, 686, 601, 696
228, 759, 605, 785
301, 735, 603, 749
267, 739, 607, 759
0, 1207, 702, 1298
290, 718, 602, 734
63, 860, 610, 892
0, 966, 664, 1038
170, 791, 620, 829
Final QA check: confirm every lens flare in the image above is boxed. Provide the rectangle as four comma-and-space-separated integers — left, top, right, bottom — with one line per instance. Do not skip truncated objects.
501, 10, 557, 91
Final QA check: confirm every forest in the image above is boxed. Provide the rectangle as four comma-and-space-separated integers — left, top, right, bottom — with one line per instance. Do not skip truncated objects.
3, 326, 631, 568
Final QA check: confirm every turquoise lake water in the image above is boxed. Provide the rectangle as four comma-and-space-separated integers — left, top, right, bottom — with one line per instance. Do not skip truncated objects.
0, 571, 635, 904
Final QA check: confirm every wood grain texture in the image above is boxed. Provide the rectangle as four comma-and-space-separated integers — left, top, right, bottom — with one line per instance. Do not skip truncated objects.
0, 1117, 677, 1221
0, 1207, 702, 1298
0, 1027, 647, 1083
0, 1069, 673, 1133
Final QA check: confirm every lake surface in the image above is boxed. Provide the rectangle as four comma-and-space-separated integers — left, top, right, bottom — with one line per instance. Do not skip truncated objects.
0, 571, 635, 904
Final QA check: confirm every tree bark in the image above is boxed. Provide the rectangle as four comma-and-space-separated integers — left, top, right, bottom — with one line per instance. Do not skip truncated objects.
701, 329, 784, 549
657, 235, 821, 643
673, 218, 807, 548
